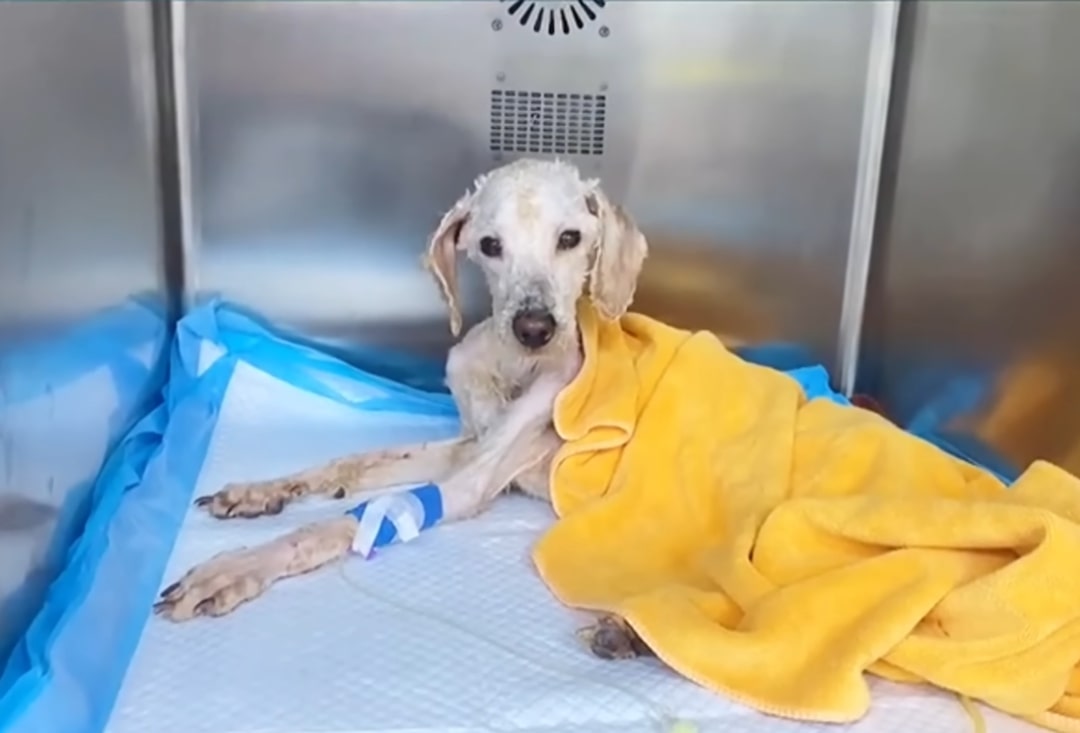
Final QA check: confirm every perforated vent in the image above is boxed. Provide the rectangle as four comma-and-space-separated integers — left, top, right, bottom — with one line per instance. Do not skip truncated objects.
500, 0, 606, 37
489, 89, 606, 156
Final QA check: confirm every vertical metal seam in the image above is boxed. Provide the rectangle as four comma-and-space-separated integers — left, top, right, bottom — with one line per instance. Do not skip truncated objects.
836, 0, 902, 396
171, 0, 198, 311
150, 0, 197, 322
149, 0, 182, 323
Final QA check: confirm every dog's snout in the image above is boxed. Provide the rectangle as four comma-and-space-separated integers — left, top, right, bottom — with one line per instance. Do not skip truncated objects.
511, 309, 557, 349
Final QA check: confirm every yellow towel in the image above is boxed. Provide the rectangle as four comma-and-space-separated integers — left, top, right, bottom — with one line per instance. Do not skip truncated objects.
532, 302, 1080, 732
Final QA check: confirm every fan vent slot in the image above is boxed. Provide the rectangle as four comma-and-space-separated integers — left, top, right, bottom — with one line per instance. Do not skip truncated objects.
501, 0, 606, 37
489, 89, 607, 156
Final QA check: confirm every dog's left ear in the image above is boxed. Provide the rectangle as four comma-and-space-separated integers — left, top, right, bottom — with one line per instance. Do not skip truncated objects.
585, 185, 648, 320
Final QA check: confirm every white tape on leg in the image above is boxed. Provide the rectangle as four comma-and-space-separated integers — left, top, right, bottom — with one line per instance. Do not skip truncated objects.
351, 490, 426, 558
387, 493, 422, 542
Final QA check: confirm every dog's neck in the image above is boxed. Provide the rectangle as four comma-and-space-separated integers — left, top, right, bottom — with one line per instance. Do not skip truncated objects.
534, 326, 584, 383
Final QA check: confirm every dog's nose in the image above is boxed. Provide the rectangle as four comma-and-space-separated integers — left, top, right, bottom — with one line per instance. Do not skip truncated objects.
511, 309, 557, 349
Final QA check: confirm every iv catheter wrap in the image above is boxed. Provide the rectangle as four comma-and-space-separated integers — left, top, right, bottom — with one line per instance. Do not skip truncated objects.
345, 483, 444, 558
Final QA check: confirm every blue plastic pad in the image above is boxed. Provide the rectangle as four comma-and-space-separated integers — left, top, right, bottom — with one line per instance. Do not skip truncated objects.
0, 299, 457, 733
0, 297, 168, 693
0, 303, 1011, 733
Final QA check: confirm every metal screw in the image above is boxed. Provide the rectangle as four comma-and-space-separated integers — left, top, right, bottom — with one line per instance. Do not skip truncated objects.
599, 82, 608, 92
599, 25, 610, 38
496, 72, 506, 83
491, 18, 503, 31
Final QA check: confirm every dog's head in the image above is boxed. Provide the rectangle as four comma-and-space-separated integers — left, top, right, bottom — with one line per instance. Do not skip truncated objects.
423, 159, 648, 353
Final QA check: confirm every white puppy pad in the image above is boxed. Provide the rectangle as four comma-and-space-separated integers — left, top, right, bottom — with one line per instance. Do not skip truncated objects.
107, 363, 1041, 733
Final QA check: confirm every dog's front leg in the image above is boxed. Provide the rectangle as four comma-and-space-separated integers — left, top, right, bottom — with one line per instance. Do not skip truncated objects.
154, 515, 358, 621
435, 370, 567, 513
196, 364, 565, 520
158, 379, 562, 622
155, 473, 500, 622
194, 436, 473, 519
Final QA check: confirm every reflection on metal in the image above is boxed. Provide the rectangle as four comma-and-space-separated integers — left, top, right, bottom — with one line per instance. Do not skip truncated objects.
180, 0, 881, 367
837, 0, 901, 397
861, 1, 1080, 476
0, 3, 163, 326
0, 496, 55, 533
0, 2, 167, 657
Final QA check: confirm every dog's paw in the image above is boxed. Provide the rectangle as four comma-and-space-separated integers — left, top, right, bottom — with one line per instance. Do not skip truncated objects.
577, 615, 652, 660
153, 549, 274, 622
193, 480, 306, 519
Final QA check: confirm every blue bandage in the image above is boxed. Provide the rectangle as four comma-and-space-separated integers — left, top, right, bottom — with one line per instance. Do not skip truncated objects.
345, 483, 444, 558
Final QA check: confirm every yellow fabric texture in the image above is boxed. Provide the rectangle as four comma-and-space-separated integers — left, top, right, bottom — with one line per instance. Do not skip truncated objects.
532, 302, 1080, 731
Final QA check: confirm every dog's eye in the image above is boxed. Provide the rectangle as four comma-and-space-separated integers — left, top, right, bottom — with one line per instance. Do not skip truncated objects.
479, 236, 503, 258
557, 229, 582, 251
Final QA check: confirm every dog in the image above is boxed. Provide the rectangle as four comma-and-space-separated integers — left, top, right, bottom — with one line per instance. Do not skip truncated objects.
153, 158, 654, 660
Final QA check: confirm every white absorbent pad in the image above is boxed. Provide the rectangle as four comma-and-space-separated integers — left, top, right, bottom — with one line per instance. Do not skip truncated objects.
105, 306, 1042, 733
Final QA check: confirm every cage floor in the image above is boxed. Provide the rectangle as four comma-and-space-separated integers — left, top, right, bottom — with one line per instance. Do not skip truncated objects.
108, 438, 1035, 732
95, 305, 1040, 733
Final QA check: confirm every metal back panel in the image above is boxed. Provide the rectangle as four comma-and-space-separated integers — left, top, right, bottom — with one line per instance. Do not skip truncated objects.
181, 0, 881, 363
0, 2, 165, 656
861, 1, 1080, 474
0, 4, 163, 328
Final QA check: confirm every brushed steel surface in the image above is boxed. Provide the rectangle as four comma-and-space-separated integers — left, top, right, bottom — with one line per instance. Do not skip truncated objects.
182, 0, 879, 364
837, 1, 901, 396
861, 1, 1080, 475
0, 2, 167, 657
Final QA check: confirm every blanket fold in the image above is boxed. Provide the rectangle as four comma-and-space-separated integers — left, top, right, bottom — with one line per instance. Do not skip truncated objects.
533, 302, 1080, 732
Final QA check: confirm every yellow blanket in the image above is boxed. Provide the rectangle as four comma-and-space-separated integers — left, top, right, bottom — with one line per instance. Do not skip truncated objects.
533, 302, 1080, 731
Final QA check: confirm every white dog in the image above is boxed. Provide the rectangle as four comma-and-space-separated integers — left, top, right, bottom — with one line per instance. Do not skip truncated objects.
154, 158, 654, 660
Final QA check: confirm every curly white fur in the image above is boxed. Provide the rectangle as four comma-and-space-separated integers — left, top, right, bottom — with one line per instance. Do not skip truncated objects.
153, 158, 648, 625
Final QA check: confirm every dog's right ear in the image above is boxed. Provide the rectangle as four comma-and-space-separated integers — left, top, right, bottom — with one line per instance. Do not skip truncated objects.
423, 190, 474, 336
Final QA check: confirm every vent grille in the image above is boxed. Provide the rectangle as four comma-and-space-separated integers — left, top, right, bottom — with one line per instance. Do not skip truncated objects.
500, 0, 606, 37
489, 89, 606, 156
